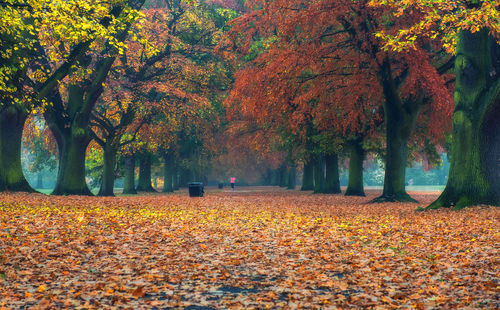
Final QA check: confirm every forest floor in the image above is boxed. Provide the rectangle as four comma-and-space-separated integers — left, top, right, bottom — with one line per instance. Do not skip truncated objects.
0, 189, 498, 309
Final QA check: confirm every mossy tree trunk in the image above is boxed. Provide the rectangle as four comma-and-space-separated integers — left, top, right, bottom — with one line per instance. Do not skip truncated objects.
46, 86, 95, 195
301, 160, 314, 190
373, 58, 422, 203
429, 30, 500, 209
98, 144, 118, 196
287, 163, 296, 190
136, 153, 156, 192
313, 156, 325, 194
52, 130, 92, 195
43, 1, 145, 195
0, 104, 34, 192
345, 138, 366, 196
163, 153, 174, 193
122, 154, 137, 194
324, 153, 341, 194
45, 53, 118, 196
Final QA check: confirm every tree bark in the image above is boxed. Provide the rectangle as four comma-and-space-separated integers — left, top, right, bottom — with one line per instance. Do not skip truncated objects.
301, 160, 314, 190
345, 139, 366, 196
0, 105, 34, 192
48, 86, 93, 196
136, 153, 156, 192
98, 144, 118, 196
287, 163, 296, 190
324, 153, 341, 194
373, 59, 421, 203
313, 156, 325, 194
52, 131, 92, 195
429, 30, 500, 209
122, 154, 137, 194
163, 154, 174, 193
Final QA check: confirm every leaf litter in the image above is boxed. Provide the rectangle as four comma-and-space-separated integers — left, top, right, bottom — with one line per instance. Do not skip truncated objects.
0, 190, 498, 309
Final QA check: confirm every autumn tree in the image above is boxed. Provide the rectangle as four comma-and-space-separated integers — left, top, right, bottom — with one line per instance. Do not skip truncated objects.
41, 0, 145, 195
90, 89, 145, 196
224, 0, 454, 201
93, 0, 233, 194
0, 0, 137, 192
372, 0, 499, 208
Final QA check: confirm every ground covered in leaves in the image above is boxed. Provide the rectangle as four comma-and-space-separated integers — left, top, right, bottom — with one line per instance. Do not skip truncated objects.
0, 188, 498, 309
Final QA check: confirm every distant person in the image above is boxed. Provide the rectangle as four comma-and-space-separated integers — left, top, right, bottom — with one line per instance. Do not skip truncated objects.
230, 177, 236, 191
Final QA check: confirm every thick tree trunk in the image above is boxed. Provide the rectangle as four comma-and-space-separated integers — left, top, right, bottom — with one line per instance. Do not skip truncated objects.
324, 153, 341, 194
429, 30, 500, 209
279, 163, 288, 187
122, 154, 137, 194
136, 153, 156, 192
163, 154, 174, 193
345, 139, 366, 196
374, 59, 421, 203
52, 132, 92, 195
376, 114, 416, 202
0, 106, 34, 192
301, 160, 314, 190
98, 145, 118, 196
313, 156, 325, 194
287, 163, 296, 190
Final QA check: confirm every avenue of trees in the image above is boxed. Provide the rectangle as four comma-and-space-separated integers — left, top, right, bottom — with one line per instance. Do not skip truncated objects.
1, 0, 498, 209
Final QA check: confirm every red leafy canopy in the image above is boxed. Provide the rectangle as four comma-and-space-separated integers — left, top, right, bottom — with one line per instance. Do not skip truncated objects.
223, 0, 454, 149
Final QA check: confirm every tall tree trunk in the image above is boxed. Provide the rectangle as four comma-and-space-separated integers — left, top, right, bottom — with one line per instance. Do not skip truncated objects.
429, 30, 500, 209
345, 139, 366, 196
377, 106, 418, 202
301, 160, 314, 190
52, 132, 92, 195
98, 145, 118, 196
123, 154, 137, 194
374, 59, 421, 202
0, 105, 34, 192
136, 153, 156, 192
287, 163, 296, 190
324, 153, 341, 194
279, 163, 288, 187
163, 154, 174, 193
313, 156, 325, 194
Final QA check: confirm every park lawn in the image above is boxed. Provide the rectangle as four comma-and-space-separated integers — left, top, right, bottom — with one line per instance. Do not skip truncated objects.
0, 190, 497, 309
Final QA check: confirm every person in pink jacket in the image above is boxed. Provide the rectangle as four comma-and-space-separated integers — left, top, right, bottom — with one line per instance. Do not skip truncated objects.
230, 177, 236, 191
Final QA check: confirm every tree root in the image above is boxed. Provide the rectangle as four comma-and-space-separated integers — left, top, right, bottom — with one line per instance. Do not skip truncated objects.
371, 192, 418, 203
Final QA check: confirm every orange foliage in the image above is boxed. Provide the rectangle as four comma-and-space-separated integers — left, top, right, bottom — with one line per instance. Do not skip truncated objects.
223, 0, 454, 149
0, 190, 497, 308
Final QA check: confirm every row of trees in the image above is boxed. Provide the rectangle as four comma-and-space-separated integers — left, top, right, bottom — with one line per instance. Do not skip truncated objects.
1, 0, 498, 209
220, 0, 499, 208
1, 0, 238, 196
